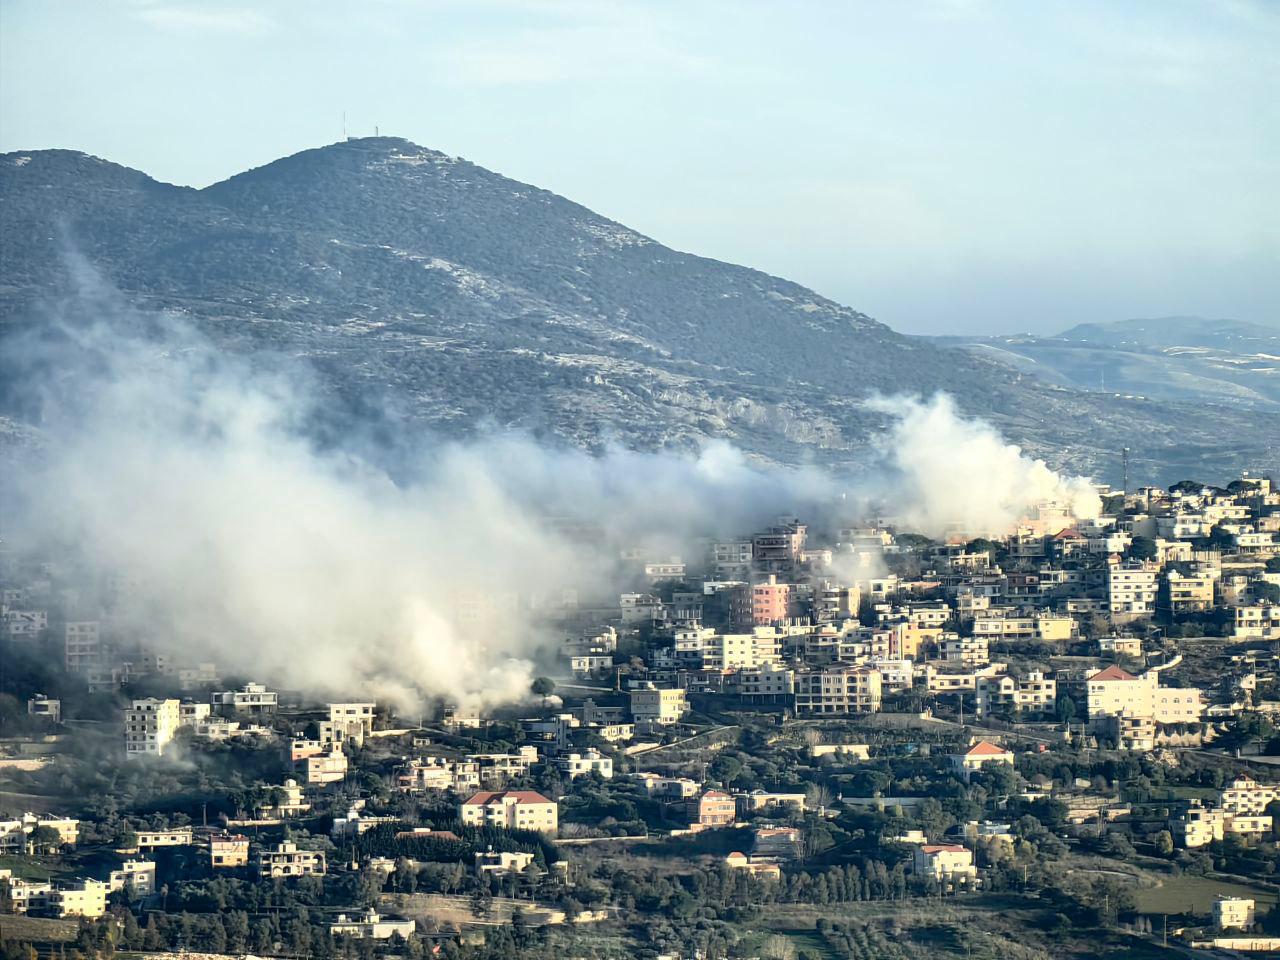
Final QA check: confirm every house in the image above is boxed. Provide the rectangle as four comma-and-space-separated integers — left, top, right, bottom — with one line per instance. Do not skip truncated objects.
556, 749, 613, 780
27, 695, 61, 723
1086, 664, 1204, 734
209, 833, 250, 868
0, 872, 53, 914
322, 702, 376, 746
257, 779, 312, 819
1215, 897, 1256, 930
737, 790, 806, 815
299, 744, 348, 784
950, 741, 1014, 781
45, 879, 109, 918
1220, 776, 1279, 815
688, 790, 737, 827
630, 684, 688, 725
753, 826, 804, 859
108, 859, 156, 897
724, 851, 782, 879
474, 849, 536, 876
0, 813, 79, 853
459, 790, 558, 834
913, 845, 977, 886
136, 828, 193, 850
329, 909, 416, 940
211, 682, 278, 715
125, 698, 181, 758
256, 841, 326, 878
974, 671, 1057, 719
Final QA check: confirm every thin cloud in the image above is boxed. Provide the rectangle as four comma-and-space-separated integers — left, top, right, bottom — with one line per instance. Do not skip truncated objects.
130, 3, 275, 36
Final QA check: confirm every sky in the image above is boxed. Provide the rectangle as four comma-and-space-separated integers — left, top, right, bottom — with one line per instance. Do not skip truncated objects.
1, 0, 1276, 335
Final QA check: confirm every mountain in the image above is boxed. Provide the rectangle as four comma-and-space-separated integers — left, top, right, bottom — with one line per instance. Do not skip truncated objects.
1, 138, 1276, 485
934, 316, 1280, 411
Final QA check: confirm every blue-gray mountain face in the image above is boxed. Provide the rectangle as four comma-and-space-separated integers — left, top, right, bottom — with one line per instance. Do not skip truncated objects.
0, 137, 1274, 484
934, 318, 1280, 411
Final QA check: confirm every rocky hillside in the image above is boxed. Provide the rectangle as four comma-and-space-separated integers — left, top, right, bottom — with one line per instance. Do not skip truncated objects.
1, 138, 1274, 484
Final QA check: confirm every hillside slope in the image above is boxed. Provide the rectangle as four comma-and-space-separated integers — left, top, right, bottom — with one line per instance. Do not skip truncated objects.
2, 138, 1275, 484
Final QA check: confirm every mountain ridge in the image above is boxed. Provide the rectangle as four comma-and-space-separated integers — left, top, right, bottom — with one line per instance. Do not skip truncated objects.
2, 137, 1276, 484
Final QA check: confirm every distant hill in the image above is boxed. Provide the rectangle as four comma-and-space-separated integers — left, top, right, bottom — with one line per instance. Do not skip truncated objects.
2, 138, 1276, 484
934, 316, 1280, 414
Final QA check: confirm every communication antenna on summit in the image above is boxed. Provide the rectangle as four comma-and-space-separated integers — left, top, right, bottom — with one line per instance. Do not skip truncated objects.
342, 111, 347, 140
1122, 447, 1130, 497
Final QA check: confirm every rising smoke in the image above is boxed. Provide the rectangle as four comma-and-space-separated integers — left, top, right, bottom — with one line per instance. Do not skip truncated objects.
2, 265, 1099, 710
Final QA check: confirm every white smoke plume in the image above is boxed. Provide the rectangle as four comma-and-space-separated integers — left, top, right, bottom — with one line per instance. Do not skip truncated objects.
863, 394, 1101, 538
2, 268, 1099, 711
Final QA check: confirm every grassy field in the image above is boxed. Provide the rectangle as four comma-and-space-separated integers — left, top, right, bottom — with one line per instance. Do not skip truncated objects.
0, 914, 79, 943
1135, 873, 1277, 916
0, 854, 55, 880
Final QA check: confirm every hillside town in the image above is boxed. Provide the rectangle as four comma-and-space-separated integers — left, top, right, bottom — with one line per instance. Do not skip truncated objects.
1, 473, 1279, 959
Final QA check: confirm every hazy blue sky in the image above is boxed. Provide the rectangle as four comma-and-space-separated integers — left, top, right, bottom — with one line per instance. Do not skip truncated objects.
2, 0, 1276, 335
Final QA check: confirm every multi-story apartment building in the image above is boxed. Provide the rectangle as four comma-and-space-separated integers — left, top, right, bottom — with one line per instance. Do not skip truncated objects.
321, 702, 376, 746
1220, 777, 1279, 816
735, 663, 796, 701
940, 635, 990, 666
135, 828, 193, 850
64, 620, 102, 673
1107, 559, 1159, 618
458, 790, 558, 834
794, 663, 882, 716
125, 698, 181, 758
1165, 569, 1216, 612
1086, 665, 1204, 729
974, 671, 1057, 719
630, 684, 688, 725
1234, 604, 1280, 640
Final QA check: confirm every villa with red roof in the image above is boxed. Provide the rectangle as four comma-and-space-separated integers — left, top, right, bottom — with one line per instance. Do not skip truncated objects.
458, 790, 558, 834
950, 740, 1014, 780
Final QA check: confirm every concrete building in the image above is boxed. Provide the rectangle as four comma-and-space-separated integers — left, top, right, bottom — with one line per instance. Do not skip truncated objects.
630, 684, 688, 725
136, 828, 193, 850
1086, 665, 1204, 731
64, 621, 102, 673
913, 845, 977, 886
474, 849, 536, 876
950, 741, 1014, 781
974, 671, 1057, 719
322, 702, 375, 746
329, 909, 416, 940
256, 841, 326, 878
688, 789, 737, 827
795, 663, 882, 716
1107, 559, 1159, 618
459, 790, 558, 834
1215, 897, 1256, 930
125, 698, 181, 758
556, 749, 613, 780
211, 682, 278, 715
209, 833, 250, 868
299, 744, 348, 784
108, 859, 156, 897
46, 879, 109, 918
26, 694, 61, 723
0, 813, 79, 853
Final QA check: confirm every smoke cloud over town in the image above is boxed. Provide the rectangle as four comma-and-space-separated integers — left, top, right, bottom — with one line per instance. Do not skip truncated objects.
3, 269, 1102, 711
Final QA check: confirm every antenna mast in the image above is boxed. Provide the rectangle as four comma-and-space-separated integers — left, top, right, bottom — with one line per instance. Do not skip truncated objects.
1122, 447, 1130, 498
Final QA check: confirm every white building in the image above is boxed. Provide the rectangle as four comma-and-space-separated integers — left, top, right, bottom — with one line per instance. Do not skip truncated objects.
108, 859, 156, 897
125, 698, 181, 758
556, 749, 613, 780
329, 909, 415, 940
